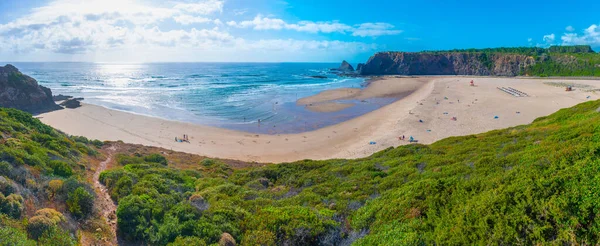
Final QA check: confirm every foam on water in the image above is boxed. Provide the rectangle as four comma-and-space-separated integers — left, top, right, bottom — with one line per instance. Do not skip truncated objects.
13, 62, 396, 134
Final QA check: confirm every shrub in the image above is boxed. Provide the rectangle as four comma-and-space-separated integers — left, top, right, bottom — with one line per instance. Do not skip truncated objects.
144, 153, 168, 166
48, 160, 73, 177
27, 209, 65, 239
168, 236, 207, 246
0, 193, 24, 218
111, 175, 134, 201
0, 176, 15, 195
201, 158, 215, 167
91, 140, 104, 148
47, 179, 64, 199
37, 227, 77, 246
0, 161, 12, 176
0, 226, 36, 246
242, 230, 276, 246
66, 187, 94, 218
116, 154, 142, 165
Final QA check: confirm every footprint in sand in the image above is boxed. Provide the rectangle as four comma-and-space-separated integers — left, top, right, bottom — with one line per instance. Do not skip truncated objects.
285, 138, 288, 141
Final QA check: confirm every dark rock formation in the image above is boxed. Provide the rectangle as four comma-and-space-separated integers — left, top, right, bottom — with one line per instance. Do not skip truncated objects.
360, 52, 536, 76
337, 60, 355, 72
356, 63, 365, 72
0, 64, 61, 113
53, 94, 73, 101
59, 98, 82, 109
309, 75, 328, 79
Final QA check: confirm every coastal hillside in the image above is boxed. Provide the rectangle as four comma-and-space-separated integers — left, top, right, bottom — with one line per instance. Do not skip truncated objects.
98, 100, 600, 245
0, 108, 108, 244
0, 64, 61, 113
4, 94, 600, 244
360, 45, 600, 76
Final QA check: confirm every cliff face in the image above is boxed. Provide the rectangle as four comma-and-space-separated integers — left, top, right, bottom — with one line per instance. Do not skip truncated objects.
360, 52, 536, 76
0, 64, 61, 113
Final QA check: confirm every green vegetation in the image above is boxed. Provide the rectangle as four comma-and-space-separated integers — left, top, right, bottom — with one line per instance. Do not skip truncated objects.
0, 107, 101, 244
97, 100, 600, 245
6, 99, 600, 244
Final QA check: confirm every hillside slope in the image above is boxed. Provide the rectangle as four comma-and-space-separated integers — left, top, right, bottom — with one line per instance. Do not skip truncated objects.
0, 108, 109, 245
96, 99, 600, 245
4, 99, 600, 245
360, 46, 600, 76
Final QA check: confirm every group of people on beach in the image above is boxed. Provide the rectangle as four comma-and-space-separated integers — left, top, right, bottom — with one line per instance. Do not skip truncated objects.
175, 134, 190, 143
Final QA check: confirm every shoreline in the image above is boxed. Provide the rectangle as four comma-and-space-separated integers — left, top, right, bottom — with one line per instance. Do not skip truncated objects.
38, 76, 600, 163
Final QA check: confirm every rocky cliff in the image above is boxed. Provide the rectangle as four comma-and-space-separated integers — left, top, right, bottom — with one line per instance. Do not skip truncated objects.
359, 52, 536, 76
0, 64, 61, 113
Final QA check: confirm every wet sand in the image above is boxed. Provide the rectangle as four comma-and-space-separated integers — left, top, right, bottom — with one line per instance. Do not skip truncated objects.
297, 77, 426, 112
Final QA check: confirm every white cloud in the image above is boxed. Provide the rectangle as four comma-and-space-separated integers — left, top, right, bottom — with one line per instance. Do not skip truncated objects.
174, 15, 212, 25
352, 23, 403, 37
173, 0, 224, 15
0, 0, 381, 61
228, 15, 287, 30
233, 9, 248, 16
543, 33, 555, 43
566, 25, 575, 32
287, 21, 352, 33
560, 24, 600, 46
228, 15, 401, 37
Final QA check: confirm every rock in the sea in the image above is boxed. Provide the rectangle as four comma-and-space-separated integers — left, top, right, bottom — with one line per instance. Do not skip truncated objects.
337, 60, 355, 72
309, 75, 328, 79
0, 64, 61, 113
60, 98, 82, 109
52, 94, 73, 101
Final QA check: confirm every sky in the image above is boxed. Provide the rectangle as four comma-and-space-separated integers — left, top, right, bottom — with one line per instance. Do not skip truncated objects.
0, 0, 598, 63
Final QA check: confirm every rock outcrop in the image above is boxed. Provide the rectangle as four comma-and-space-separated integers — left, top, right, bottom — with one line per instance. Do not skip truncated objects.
359, 52, 536, 76
356, 63, 365, 72
60, 98, 82, 109
0, 64, 61, 113
337, 60, 355, 72
53, 94, 73, 101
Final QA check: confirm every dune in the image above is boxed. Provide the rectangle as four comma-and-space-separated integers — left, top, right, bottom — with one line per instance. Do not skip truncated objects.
38, 76, 600, 163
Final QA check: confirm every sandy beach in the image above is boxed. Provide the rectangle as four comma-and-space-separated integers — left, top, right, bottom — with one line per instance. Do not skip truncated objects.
298, 77, 426, 112
38, 76, 600, 163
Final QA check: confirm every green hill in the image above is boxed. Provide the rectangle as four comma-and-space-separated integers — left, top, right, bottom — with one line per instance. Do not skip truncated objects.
3, 100, 600, 245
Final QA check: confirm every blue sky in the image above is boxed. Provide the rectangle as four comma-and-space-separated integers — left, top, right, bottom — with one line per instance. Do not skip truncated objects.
0, 0, 598, 62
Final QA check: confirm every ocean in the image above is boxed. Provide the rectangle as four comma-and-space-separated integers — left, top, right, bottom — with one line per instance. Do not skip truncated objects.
12, 62, 394, 134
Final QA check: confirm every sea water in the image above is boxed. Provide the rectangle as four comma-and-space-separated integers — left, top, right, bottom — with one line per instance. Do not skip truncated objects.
12, 62, 395, 134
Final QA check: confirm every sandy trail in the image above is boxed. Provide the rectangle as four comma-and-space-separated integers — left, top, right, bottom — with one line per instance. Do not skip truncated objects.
38, 77, 600, 163
93, 145, 118, 245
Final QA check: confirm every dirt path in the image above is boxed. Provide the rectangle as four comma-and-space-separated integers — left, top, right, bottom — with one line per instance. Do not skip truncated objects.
94, 145, 118, 245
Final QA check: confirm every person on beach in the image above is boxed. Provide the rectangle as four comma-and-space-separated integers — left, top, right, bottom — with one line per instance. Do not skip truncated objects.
175, 137, 178, 142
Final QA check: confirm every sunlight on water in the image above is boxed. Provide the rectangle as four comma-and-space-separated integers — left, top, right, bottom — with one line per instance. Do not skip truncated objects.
15, 62, 381, 133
